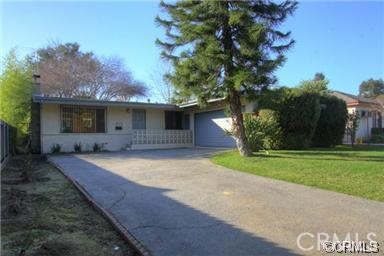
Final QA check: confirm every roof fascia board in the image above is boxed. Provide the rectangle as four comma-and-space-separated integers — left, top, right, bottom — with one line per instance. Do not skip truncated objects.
32, 96, 179, 110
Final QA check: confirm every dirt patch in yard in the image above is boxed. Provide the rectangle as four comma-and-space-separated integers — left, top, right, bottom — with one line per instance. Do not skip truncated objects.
1, 156, 139, 256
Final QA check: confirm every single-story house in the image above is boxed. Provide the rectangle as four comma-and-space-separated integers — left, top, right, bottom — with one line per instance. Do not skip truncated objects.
32, 90, 382, 153
332, 91, 383, 142
31, 95, 257, 153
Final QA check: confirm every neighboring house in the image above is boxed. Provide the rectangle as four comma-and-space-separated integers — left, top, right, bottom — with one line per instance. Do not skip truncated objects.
31, 95, 257, 153
332, 91, 383, 142
375, 95, 384, 109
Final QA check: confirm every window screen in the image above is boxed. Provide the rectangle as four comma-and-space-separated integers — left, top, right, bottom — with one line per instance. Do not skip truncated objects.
132, 109, 146, 129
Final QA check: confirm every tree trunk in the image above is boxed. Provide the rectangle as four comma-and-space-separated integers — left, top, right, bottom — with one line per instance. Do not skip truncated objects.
220, 2, 251, 157
228, 90, 252, 157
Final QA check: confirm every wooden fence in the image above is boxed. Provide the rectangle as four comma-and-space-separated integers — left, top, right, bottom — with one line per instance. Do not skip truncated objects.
0, 120, 10, 169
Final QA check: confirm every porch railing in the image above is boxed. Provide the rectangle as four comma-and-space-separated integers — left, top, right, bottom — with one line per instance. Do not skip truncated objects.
133, 129, 192, 145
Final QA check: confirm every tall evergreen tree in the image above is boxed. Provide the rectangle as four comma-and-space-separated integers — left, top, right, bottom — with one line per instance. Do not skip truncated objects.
156, 0, 297, 156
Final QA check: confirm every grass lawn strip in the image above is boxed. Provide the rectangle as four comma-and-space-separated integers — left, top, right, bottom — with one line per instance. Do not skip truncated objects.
211, 145, 384, 202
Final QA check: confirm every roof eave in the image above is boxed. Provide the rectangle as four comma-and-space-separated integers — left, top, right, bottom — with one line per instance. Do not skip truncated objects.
178, 98, 225, 108
32, 95, 179, 110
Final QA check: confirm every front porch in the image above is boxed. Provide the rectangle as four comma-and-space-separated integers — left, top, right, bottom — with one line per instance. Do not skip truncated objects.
34, 95, 195, 153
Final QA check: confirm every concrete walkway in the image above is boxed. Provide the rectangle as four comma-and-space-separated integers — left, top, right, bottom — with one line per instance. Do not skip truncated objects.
49, 148, 384, 256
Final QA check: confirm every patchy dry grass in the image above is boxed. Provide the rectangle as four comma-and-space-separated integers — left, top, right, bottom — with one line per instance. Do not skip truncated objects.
1, 156, 139, 256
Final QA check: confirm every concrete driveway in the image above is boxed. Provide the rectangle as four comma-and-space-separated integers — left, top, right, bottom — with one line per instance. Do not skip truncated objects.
49, 148, 384, 256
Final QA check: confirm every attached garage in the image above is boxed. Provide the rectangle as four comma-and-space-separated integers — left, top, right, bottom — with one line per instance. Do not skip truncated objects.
194, 110, 236, 148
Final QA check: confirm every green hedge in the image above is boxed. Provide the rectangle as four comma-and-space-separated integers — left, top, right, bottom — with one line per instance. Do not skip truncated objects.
371, 128, 384, 135
259, 88, 321, 149
311, 95, 348, 147
371, 128, 384, 143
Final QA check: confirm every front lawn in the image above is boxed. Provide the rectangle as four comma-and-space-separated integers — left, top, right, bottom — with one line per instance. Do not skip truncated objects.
211, 145, 384, 202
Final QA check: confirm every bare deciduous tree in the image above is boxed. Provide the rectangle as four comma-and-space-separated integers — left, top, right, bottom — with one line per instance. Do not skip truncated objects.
34, 42, 147, 101
149, 61, 174, 103
98, 57, 147, 101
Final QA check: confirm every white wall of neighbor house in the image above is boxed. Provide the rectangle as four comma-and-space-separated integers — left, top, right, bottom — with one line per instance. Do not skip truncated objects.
345, 106, 382, 140
40, 104, 171, 153
357, 113, 372, 139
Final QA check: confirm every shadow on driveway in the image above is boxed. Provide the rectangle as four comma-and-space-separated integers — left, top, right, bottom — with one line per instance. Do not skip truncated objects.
50, 152, 299, 256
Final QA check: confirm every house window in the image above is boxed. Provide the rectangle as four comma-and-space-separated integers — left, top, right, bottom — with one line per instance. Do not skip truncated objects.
165, 111, 183, 130
132, 109, 146, 129
61, 106, 106, 133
